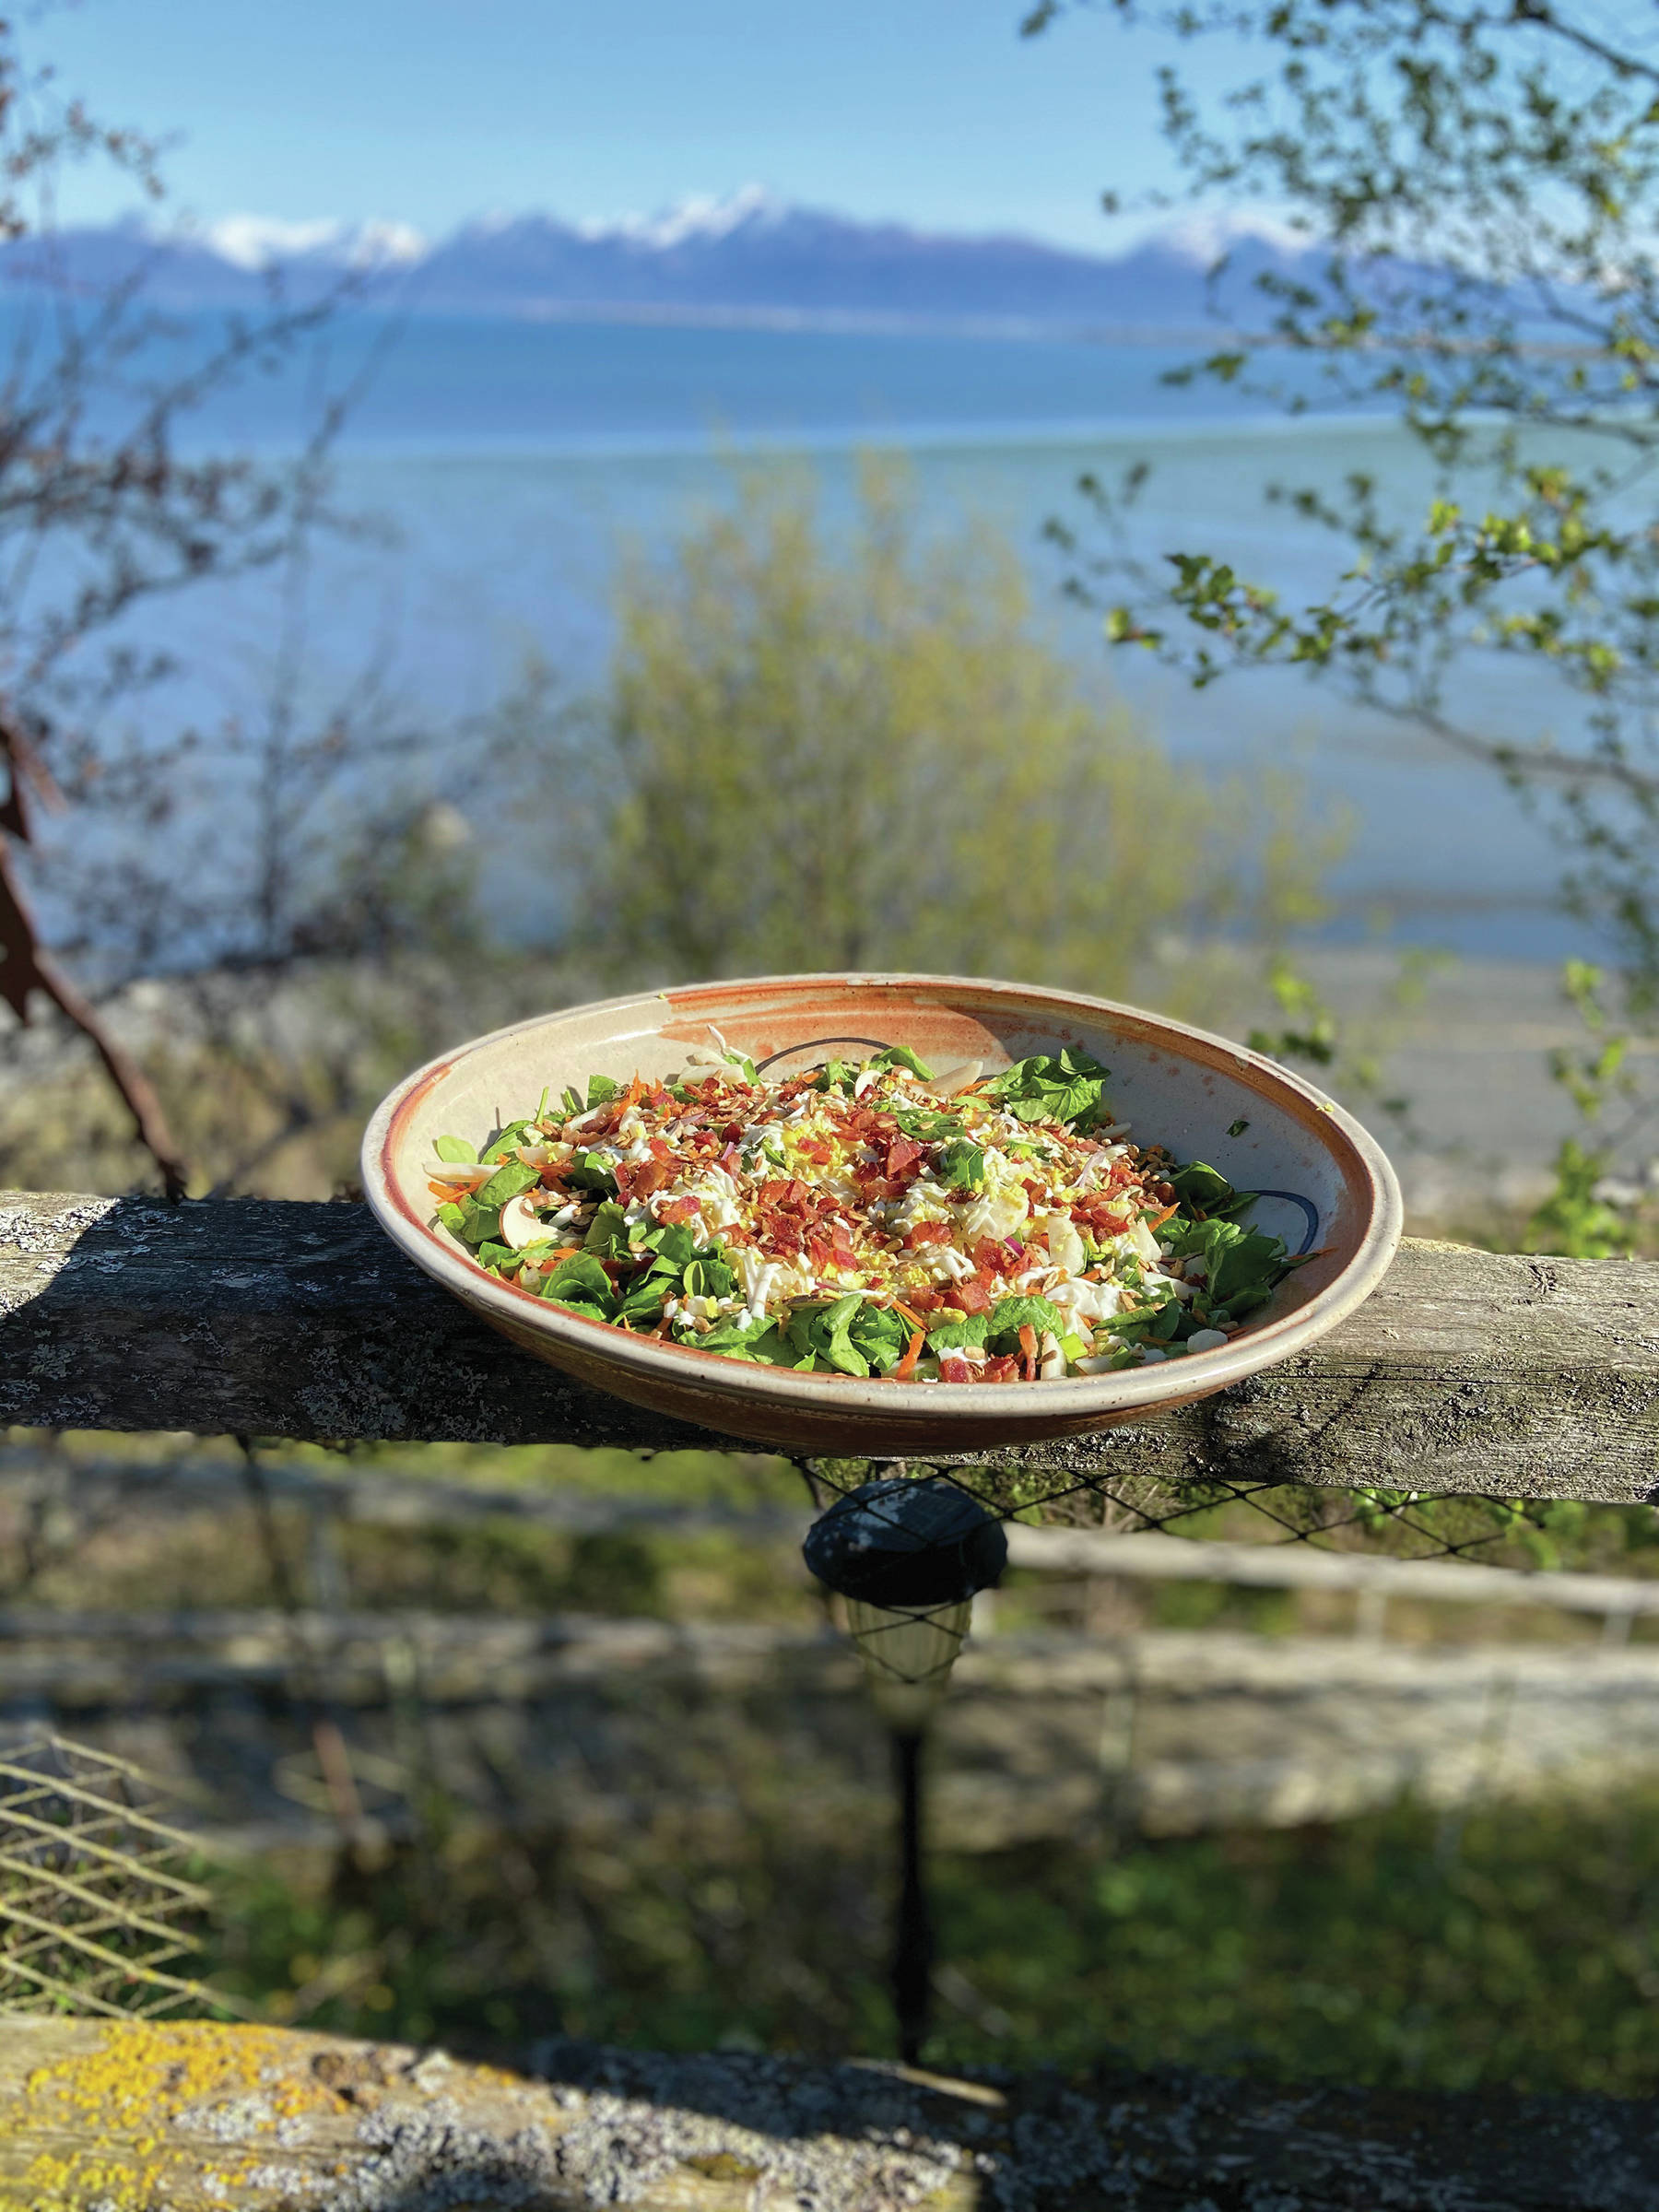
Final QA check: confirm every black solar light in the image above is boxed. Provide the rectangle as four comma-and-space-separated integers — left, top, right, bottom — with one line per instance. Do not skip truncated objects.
803, 1477, 1007, 2062
803, 1475, 1007, 1728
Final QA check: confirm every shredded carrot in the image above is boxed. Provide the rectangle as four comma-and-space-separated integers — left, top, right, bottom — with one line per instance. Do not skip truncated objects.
893, 1328, 925, 1381
1145, 1204, 1180, 1231
892, 1300, 928, 1332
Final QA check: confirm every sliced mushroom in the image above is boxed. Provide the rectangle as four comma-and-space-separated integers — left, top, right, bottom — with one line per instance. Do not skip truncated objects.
924, 1059, 982, 1097
499, 1192, 563, 1250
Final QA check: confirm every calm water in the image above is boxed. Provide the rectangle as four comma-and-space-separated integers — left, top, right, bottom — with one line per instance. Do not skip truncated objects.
88, 314, 1592, 960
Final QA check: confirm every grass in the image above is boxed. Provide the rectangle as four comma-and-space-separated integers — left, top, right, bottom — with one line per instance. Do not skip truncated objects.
196, 1785, 1659, 2098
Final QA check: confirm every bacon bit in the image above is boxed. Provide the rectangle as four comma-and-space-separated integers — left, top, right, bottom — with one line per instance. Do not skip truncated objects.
939, 1354, 974, 1385
631, 1158, 672, 1198
718, 1142, 742, 1173
806, 1230, 831, 1270
796, 1137, 833, 1164
1021, 1178, 1049, 1206
945, 1276, 994, 1315
884, 1135, 924, 1182
893, 1329, 925, 1381
1018, 1322, 1040, 1381
972, 1238, 1012, 1276
905, 1287, 942, 1312
1073, 1200, 1127, 1235
982, 1352, 1022, 1385
658, 1196, 702, 1226
905, 1219, 951, 1249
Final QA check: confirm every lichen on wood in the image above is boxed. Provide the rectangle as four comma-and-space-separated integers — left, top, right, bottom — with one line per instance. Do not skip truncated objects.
1, 2018, 1653, 2209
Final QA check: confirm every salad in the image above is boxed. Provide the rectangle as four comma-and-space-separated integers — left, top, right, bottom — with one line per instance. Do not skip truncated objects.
424, 1041, 1301, 1384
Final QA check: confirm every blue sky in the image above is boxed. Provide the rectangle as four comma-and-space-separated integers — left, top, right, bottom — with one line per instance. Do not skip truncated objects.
31, 0, 1258, 250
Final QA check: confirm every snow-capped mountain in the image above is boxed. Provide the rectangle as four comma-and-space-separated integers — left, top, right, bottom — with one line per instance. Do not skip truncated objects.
0, 193, 1312, 329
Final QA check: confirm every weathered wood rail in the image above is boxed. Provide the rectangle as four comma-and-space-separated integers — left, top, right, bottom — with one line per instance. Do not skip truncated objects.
11, 1610, 1659, 1848
2, 2018, 1653, 2211
3, 1191, 1657, 1502
6, 1188, 1659, 2208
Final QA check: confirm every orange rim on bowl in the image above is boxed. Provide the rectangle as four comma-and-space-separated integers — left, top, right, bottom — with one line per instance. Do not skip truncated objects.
361, 972, 1403, 1453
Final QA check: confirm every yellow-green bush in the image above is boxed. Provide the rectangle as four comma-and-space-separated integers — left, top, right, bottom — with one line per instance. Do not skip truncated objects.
576, 464, 1336, 989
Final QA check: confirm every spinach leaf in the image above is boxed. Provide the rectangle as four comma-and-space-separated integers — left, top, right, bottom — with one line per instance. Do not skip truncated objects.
892, 1108, 967, 1142
481, 1119, 534, 1165
540, 1252, 618, 1320
681, 1253, 737, 1302
847, 1300, 910, 1374
1168, 1159, 1258, 1220
434, 1134, 477, 1165
476, 1240, 520, 1273
1206, 1227, 1291, 1307
1162, 1217, 1291, 1311
786, 1294, 872, 1377
987, 1294, 1065, 1352
586, 1075, 622, 1111
475, 1159, 542, 1210
1109, 1296, 1182, 1342
566, 1149, 618, 1196
621, 1218, 707, 1281
453, 1196, 501, 1246
816, 1058, 858, 1093
872, 1044, 935, 1080
985, 1048, 1113, 1128
618, 1275, 673, 1324
925, 1311, 991, 1352
582, 1201, 634, 1257
696, 1315, 794, 1363
935, 1137, 986, 1191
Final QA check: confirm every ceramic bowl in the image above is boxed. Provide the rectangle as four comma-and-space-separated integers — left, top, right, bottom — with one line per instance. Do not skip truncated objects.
361, 972, 1402, 1453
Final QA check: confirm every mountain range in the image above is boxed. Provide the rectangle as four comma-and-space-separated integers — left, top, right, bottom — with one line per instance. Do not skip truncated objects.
1, 191, 1312, 333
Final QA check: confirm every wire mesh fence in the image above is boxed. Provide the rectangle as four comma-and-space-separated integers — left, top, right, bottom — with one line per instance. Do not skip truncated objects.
0, 1734, 217, 2019
802, 1457, 1611, 1568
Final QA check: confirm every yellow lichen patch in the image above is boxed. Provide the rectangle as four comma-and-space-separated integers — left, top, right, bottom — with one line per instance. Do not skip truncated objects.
12, 2020, 347, 2209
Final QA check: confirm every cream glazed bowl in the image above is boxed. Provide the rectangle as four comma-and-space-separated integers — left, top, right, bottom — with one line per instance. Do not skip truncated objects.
361, 971, 1403, 1455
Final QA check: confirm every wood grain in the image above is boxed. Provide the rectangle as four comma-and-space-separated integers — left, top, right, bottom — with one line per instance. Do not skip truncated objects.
2, 1193, 1656, 1504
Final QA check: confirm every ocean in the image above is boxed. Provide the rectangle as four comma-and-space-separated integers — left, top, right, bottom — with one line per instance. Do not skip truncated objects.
85, 312, 1594, 963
